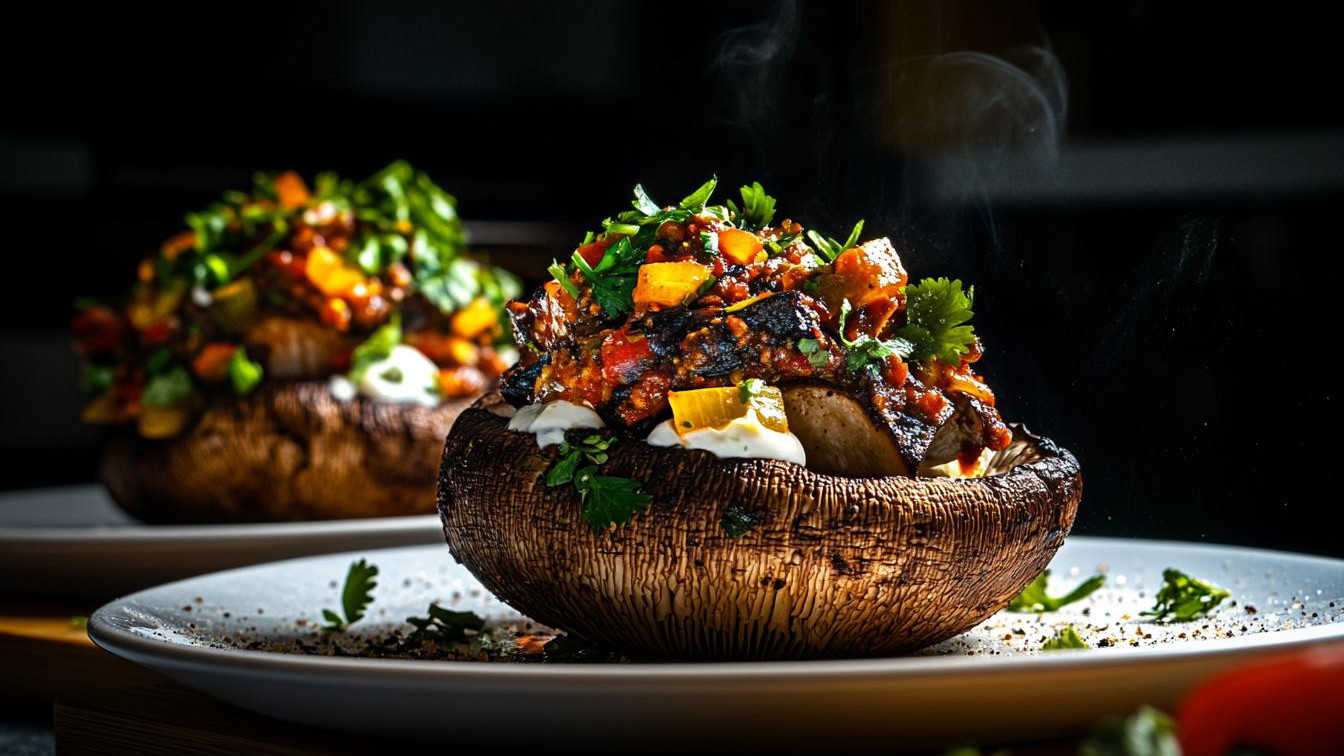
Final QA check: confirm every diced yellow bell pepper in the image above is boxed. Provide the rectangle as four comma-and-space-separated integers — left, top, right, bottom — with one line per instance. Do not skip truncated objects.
305, 246, 366, 298
668, 383, 789, 436
451, 296, 498, 339
137, 404, 191, 439
632, 262, 712, 307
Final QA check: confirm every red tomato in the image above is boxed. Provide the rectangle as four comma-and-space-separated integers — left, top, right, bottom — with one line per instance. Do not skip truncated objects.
575, 236, 615, 268
1178, 643, 1344, 756
600, 330, 654, 384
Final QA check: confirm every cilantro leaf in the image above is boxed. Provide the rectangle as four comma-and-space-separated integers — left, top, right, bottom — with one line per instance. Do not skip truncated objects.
548, 260, 581, 300
227, 346, 263, 395
898, 277, 977, 364
322, 558, 379, 632
797, 337, 830, 368
1041, 625, 1088, 651
349, 314, 401, 384
699, 230, 720, 256
545, 445, 582, 487
1142, 568, 1230, 623
576, 468, 654, 530
1079, 707, 1180, 756
141, 366, 195, 406
730, 182, 777, 231
678, 176, 718, 211
721, 505, 761, 538
1008, 570, 1106, 613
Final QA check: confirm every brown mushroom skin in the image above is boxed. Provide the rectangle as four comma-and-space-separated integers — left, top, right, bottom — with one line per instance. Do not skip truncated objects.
103, 381, 470, 523
438, 395, 1082, 660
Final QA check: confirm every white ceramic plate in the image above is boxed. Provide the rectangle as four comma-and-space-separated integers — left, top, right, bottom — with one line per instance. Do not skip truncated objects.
89, 537, 1344, 750
0, 485, 443, 600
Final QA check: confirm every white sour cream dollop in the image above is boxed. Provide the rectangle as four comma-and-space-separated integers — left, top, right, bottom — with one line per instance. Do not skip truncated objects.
508, 400, 605, 448
646, 410, 807, 466
352, 344, 441, 407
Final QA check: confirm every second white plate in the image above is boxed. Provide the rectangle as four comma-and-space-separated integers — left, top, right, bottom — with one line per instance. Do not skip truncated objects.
0, 485, 443, 599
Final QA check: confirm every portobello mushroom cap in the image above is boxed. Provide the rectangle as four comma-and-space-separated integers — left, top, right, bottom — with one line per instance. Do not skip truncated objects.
437, 393, 1082, 660
103, 381, 470, 523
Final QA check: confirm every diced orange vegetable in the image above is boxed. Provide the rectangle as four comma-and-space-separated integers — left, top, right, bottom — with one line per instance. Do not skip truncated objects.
138, 405, 190, 439
305, 246, 366, 298
160, 231, 196, 261
274, 171, 311, 210
451, 297, 498, 339
717, 229, 765, 266
668, 384, 789, 436
191, 343, 238, 383
829, 238, 908, 307
632, 262, 712, 308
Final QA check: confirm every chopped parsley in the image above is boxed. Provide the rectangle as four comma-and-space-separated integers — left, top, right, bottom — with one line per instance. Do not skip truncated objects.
805, 219, 864, 262
699, 230, 720, 256
1080, 706, 1180, 756
727, 181, 777, 231
545, 431, 653, 530
82, 365, 115, 395
401, 604, 487, 645
898, 277, 977, 364
737, 378, 767, 404
1008, 570, 1106, 613
1142, 568, 1231, 623
349, 314, 401, 384
721, 505, 762, 538
1041, 625, 1088, 651
571, 235, 645, 317
837, 299, 914, 378
322, 559, 379, 632
678, 176, 718, 211
141, 366, 195, 406
226, 346, 263, 395
548, 259, 581, 300
797, 337, 830, 367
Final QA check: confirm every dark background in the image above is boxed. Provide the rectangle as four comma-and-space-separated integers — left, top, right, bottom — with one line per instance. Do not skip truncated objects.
3, 1, 1341, 555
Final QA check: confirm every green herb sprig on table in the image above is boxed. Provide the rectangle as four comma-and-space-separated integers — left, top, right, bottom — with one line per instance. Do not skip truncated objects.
1008, 570, 1106, 613
545, 432, 654, 531
1142, 568, 1231, 623
1040, 624, 1089, 651
1079, 706, 1181, 756
322, 559, 379, 632
401, 604, 487, 646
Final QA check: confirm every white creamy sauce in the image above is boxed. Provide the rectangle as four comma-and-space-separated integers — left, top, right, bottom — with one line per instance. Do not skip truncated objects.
646, 410, 807, 466
355, 344, 440, 407
327, 375, 357, 402
507, 400, 605, 448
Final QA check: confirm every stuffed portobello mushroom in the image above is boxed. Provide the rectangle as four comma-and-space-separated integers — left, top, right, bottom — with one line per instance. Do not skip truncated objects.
75, 161, 520, 523
438, 178, 1081, 659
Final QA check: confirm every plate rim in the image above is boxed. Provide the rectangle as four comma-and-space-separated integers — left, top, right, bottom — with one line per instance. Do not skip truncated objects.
88, 535, 1344, 683
0, 484, 441, 544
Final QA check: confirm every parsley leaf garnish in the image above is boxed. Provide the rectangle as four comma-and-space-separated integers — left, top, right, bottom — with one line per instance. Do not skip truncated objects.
322, 558, 378, 632
678, 176, 718, 211
548, 259, 581, 300
575, 468, 653, 530
402, 604, 486, 645
805, 220, 864, 262
898, 277, 977, 364
837, 299, 914, 378
726, 182, 777, 231
349, 314, 401, 384
1008, 570, 1106, 613
699, 230, 720, 256
226, 346, 263, 395
797, 337, 830, 367
721, 505, 762, 538
632, 184, 661, 216
545, 431, 652, 530
1080, 707, 1180, 756
1041, 625, 1089, 651
571, 235, 644, 317
141, 366, 195, 406
1142, 568, 1231, 622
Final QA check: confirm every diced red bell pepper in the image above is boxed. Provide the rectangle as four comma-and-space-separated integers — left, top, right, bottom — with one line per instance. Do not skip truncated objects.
600, 330, 654, 384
